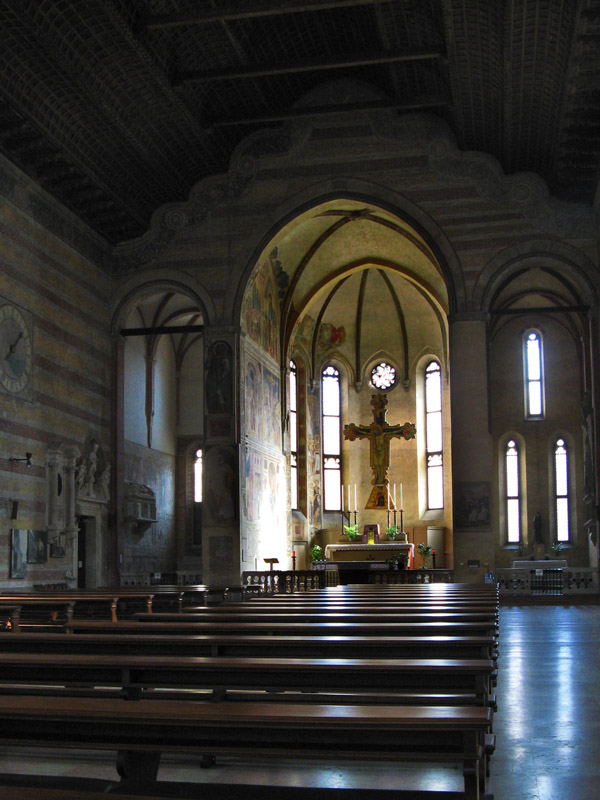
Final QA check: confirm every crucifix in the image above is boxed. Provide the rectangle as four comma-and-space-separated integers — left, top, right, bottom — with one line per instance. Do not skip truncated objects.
344, 394, 416, 509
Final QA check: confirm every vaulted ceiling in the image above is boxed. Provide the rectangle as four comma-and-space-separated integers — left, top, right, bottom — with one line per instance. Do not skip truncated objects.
0, 0, 599, 246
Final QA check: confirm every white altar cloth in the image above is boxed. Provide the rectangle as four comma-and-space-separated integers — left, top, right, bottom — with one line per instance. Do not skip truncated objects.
325, 542, 415, 568
512, 559, 567, 569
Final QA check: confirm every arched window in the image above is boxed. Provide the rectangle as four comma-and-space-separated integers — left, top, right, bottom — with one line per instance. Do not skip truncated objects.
425, 361, 443, 509
322, 365, 341, 511
524, 330, 544, 418
193, 448, 203, 545
505, 439, 521, 543
554, 438, 570, 542
289, 360, 298, 510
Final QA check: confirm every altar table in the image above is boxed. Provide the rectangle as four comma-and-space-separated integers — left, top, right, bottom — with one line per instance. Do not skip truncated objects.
325, 542, 414, 568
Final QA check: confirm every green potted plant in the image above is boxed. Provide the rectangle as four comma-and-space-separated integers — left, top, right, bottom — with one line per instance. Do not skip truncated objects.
343, 523, 360, 541
416, 542, 433, 570
551, 542, 564, 556
310, 544, 323, 562
386, 524, 398, 541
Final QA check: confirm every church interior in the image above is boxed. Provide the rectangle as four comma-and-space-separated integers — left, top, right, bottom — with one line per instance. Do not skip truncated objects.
0, 1, 600, 798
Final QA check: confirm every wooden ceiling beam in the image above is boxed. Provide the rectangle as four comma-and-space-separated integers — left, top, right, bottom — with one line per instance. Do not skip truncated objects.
209, 95, 447, 127
176, 50, 444, 85
140, 0, 390, 30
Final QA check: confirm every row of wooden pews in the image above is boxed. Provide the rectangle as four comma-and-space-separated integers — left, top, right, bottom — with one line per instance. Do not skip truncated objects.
0, 582, 499, 800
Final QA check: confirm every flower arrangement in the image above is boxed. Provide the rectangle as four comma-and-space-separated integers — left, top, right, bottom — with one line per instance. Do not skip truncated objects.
386, 525, 398, 540
551, 541, 564, 555
416, 542, 433, 569
310, 544, 323, 561
343, 523, 360, 541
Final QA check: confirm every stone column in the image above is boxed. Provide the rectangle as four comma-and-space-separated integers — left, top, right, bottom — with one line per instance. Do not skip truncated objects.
449, 313, 495, 581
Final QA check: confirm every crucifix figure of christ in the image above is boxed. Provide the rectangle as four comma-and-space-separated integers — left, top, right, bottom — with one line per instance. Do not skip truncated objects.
344, 394, 416, 507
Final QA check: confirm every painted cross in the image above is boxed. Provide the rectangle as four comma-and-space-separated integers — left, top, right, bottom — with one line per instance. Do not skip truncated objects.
344, 394, 416, 504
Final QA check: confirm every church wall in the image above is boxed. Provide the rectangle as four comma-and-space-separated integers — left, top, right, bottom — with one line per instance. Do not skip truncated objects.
178, 337, 204, 437
152, 334, 177, 456
239, 248, 287, 572
122, 440, 176, 578
490, 315, 586, 566
0, 193, 112, 588
123, 333, 147, 447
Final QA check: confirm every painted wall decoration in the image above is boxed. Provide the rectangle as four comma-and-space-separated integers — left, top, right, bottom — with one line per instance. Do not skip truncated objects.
454, 482, 490, 528
27, 530, 47, 564
244, 357, 281, 449
208, 534, 234, 583
10, 529, 27, 578
205, 340, 233, 414
306, 383, 322, 530
318, 322, 346, 350
241, 248, 283, 361
204, 446, 237, 526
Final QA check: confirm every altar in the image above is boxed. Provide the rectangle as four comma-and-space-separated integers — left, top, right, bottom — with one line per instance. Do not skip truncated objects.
512, 559, 567, 569
325, 542, 414, 568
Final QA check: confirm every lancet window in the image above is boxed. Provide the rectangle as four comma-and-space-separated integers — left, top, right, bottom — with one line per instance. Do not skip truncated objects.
524, 330, 544, 418
289, 360, 298, 510
505, 439, 521, 543
425, 361, 443, 509
554, 437, 570, 543
322, 365, 342, 511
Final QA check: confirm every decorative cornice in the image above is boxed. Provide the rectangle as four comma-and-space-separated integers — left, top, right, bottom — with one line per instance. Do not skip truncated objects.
378, 113, 595, 240
111, 129, 293, 274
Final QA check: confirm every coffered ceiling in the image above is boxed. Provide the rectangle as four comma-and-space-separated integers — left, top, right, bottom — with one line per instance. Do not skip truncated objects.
0, 0, 598, 245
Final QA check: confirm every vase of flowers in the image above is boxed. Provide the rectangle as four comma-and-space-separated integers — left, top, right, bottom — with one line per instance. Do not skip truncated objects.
416, 542, 433, 569
343, 523, 360, 541
386, 525, 398, 541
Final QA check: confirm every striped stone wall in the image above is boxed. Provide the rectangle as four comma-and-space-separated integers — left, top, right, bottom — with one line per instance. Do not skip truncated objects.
0, 191, 112, 588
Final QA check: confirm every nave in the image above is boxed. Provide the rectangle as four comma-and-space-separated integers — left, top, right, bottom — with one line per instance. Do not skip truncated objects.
0, 603, 598, 800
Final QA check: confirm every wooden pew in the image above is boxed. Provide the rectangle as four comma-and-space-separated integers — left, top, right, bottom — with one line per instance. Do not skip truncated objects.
63, 618, 498, 640
0, 630, 498, 660
0, 587, 208, 629
0, 651, 495, 707
159, 610, 498, 625
0, 782, 488, 800
0, 695, 494, 799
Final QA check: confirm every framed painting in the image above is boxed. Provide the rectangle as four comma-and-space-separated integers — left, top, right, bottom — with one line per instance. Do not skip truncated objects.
27, 530, 47, 563
10, 529, 28, 578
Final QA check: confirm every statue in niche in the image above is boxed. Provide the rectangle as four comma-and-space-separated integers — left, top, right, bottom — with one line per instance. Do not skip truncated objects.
76, 440, 103, 498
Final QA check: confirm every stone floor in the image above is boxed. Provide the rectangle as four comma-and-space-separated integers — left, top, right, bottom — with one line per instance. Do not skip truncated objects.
0, 604, 599, 799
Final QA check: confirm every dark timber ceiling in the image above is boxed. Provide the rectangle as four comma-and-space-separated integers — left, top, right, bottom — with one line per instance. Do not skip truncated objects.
0, 0, 599, 245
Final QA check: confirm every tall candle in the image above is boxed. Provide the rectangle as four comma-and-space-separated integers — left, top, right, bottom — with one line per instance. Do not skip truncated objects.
393, 483, 396, 508
387, 487, 390, 510
400, 482, 403, 510
341, 487, 344, 512
348, 485, 351, 511
354, 484, 357, 512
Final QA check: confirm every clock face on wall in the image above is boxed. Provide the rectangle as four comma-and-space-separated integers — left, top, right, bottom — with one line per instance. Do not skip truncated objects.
0, 303, 33, 395
370, 361, 397, 391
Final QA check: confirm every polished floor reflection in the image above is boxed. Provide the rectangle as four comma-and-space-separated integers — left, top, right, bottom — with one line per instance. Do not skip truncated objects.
489, 604, 600, 800
0, 604, 598, 799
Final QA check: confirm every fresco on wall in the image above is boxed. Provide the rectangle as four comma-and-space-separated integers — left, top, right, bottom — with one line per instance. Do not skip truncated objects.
243, 450, 262, 522
204, 446, 237, 526
208, 534, 234, 584
241, 247, 284, 361
318, 322, 346, 350
205, 340, 233, 414
241, 445, 286, 560
244, 357, 281, 449
306, 383, 322, 530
